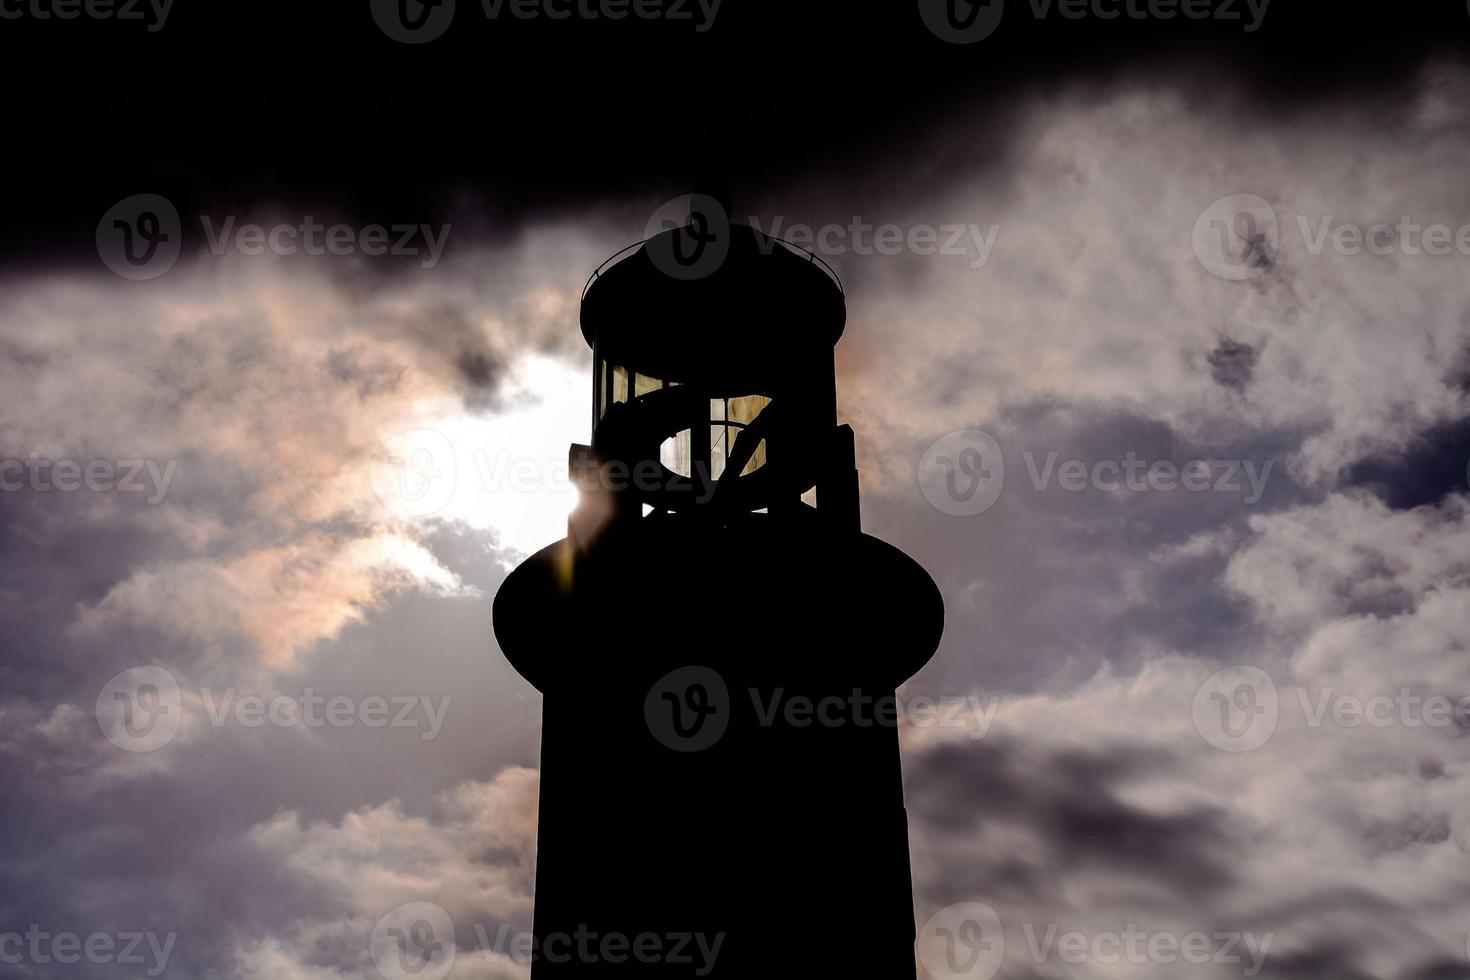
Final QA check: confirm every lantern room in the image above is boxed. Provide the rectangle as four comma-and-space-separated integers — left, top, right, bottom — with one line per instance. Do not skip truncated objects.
575, 208, 857, 525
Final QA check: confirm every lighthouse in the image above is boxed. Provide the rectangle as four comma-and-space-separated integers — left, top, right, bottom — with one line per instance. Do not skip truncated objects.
492, 195, 945, 977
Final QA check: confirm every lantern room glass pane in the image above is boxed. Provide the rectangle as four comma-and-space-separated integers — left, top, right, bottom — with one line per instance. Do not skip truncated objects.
635, 372, 662, 399
742, 438, 767, 476
703, 394, 773, 484
728, 394, 769, 426
661, 430, 691, 478
709, 424, 728, 480
612, 365, 629, 405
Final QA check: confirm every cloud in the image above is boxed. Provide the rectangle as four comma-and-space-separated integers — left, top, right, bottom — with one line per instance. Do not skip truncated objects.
905, 490, 1470, 979
825, 62, 1470, 493
5, 56, 1470, 980
0, 224, 609, 672
232, 767, 539, 979
0, 225, 580, 977
73, 532, 465, 670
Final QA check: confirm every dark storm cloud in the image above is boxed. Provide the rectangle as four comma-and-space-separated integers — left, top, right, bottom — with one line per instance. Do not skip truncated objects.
908, 738, 1240, 902
1208, 338, 1260, 389
871, 403, 1299, 694
1403, 961, 1470, 980
1345, 413, 1470, 511
1249, 947, 1381, 980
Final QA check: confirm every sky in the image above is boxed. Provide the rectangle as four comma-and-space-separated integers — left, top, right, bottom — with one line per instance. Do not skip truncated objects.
4, 5, 1470, 979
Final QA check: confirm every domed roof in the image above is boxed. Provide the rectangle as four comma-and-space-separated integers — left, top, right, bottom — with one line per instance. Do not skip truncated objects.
580, 222, 846, 385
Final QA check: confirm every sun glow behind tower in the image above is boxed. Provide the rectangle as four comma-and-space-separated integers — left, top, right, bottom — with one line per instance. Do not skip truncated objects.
371, 353, 589, 557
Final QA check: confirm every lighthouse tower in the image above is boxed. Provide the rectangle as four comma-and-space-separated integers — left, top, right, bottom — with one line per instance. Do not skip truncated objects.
493, 196, 944, 977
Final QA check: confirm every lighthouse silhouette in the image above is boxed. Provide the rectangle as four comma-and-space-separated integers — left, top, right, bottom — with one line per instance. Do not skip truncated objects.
493, 194, 945, 977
